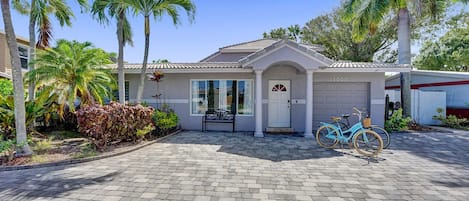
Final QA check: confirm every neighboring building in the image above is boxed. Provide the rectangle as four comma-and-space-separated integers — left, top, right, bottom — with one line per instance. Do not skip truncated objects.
0, 31, 30, 79
386, 70, 469, 118
111, 39, 409, 136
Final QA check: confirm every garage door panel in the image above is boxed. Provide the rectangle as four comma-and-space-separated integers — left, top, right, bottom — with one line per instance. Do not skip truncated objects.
313, 82, 370, 129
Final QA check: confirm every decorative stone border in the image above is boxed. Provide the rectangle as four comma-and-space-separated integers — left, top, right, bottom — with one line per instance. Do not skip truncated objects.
0, 130, 182, 172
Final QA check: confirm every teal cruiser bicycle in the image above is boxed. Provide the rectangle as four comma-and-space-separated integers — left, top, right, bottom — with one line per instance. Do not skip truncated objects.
316, 107, 383, 157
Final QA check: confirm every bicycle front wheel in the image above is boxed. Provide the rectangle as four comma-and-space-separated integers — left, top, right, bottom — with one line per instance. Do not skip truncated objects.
316, 125, 339, 148
370, 126, 390, 149
353, 130, 383, 157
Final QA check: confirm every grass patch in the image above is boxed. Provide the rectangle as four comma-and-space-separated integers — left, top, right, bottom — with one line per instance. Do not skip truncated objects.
32, 139, 53, 154
31, 155, 47, 163
72, 143, 97, 159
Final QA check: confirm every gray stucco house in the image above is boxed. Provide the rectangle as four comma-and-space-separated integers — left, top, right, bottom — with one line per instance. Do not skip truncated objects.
112, 39, 409, 137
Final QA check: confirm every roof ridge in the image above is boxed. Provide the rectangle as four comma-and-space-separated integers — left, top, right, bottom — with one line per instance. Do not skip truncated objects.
220, 38, 279, 50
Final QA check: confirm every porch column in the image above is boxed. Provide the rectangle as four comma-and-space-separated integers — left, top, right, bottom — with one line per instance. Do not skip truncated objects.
254, 70, 264, 137
304, 70, 314, 138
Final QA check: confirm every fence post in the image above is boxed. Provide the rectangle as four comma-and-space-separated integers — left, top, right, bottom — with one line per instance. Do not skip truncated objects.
385, 94, 390, 120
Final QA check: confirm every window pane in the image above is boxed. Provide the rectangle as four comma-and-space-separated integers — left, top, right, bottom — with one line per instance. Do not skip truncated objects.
192, 80, 207, 114
20, 58, 28, 69
18, 47, 28, 57
207, 80, 219, 112
238, 80, 253, 115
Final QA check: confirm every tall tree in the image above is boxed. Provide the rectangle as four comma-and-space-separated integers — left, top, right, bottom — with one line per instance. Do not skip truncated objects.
131, 0, 195, 103
414, 18, 469, 71
1, 0, 32, 155
301, 9, 396, 62
27, 40, 116, 114
13, 0, 88, 102
263, 25, 302, 41
342, 0, 464, 117
92, 0, 134, 104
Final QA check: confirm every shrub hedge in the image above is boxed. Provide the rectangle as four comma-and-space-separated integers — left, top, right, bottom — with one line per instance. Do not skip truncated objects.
76, 102, 154, 149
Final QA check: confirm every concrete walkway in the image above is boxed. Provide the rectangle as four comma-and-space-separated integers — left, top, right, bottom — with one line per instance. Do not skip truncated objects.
1, 131, 469, 201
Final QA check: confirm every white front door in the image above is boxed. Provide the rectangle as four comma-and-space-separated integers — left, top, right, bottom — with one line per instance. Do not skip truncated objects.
268, 80, 291, 127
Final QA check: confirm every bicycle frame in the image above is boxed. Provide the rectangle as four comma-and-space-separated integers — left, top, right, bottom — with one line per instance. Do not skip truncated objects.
319, 121, 368, 144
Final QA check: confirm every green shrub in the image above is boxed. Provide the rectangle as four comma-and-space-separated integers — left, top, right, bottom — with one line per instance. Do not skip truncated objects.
433, 108, 468, 129
385, 108, 412, 132
0, 79, 13, 97
76, 102, 154, 149
152, 106, 178, 134
136, 124, 155, 139
0, 139, 16, 163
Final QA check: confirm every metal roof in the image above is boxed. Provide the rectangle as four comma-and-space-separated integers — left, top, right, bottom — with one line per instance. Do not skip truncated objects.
329, 62, 410, 68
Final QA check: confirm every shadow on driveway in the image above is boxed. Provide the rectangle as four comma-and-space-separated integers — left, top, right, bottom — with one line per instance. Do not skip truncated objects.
160, 131, 343, 162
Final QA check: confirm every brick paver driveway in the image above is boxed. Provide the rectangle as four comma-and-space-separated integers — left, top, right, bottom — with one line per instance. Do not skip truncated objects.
1, 131, 469, 201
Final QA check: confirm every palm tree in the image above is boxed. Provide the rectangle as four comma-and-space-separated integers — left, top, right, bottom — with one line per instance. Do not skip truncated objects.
130, 0, 196, 103
1, 0, 32, 155
342, 0, 467, 117
92, 0, 134, 104
13, 0, 88, 101
26, 40, 116, 114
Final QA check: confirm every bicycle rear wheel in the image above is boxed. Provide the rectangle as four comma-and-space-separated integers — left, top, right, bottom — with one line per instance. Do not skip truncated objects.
370, 126, 390, 149
316, 125, 339, 148
353, 130, 383, 157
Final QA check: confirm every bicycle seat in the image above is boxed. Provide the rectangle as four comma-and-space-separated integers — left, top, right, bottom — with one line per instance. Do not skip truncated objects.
331, 116, 341, 122
342, 114, 350, 118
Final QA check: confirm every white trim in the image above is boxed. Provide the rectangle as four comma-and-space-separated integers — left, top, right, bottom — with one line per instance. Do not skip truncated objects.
254, 70, 264, 137
304, 70, 314, 138
316, 68, 410, 73
189, 79, 255, 116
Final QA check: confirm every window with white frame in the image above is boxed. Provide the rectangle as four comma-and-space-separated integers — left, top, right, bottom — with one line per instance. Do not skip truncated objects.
191, 79, 253, 115
18, 45, 29, 69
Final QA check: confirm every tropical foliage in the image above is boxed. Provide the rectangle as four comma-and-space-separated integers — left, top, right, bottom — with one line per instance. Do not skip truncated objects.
0, 87, 57, 137
302, 9, 396, 62
92, 0, 134, 104
26, 39, 116, 114
414, 16, 469, 71
131, 0, 196, 103
1, 0, 32, 155
0, 79, 13, 97
341, 0, 459, 118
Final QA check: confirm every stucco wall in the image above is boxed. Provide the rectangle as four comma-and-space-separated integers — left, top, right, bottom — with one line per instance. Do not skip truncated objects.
124, 70, 385, 132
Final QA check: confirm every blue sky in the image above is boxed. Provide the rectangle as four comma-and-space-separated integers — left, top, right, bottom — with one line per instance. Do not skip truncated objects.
1, 0, 341, 63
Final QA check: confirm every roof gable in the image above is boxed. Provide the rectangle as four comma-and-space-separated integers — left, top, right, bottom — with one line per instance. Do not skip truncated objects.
239, 39, 334, 70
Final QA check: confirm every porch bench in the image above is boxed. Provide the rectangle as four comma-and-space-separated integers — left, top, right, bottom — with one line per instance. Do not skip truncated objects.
202, 110, 236, 132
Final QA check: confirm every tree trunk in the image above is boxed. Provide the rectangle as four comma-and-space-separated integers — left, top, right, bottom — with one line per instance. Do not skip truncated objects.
1, 0, 33, 156
117, 11, 126, 104
136, 15, 150, 103
398, 8, 412, 118
28, 0, 36, 101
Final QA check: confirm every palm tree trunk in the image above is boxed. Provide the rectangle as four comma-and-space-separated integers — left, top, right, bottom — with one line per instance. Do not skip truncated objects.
136, 15, 150, 103
117, 11, 126, 104
1, 0, 33, 156
398, 8, 412, 118
28, 0, 36, 102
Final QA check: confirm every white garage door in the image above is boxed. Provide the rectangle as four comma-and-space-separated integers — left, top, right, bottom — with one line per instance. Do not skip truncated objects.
313, 82, 370, 128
